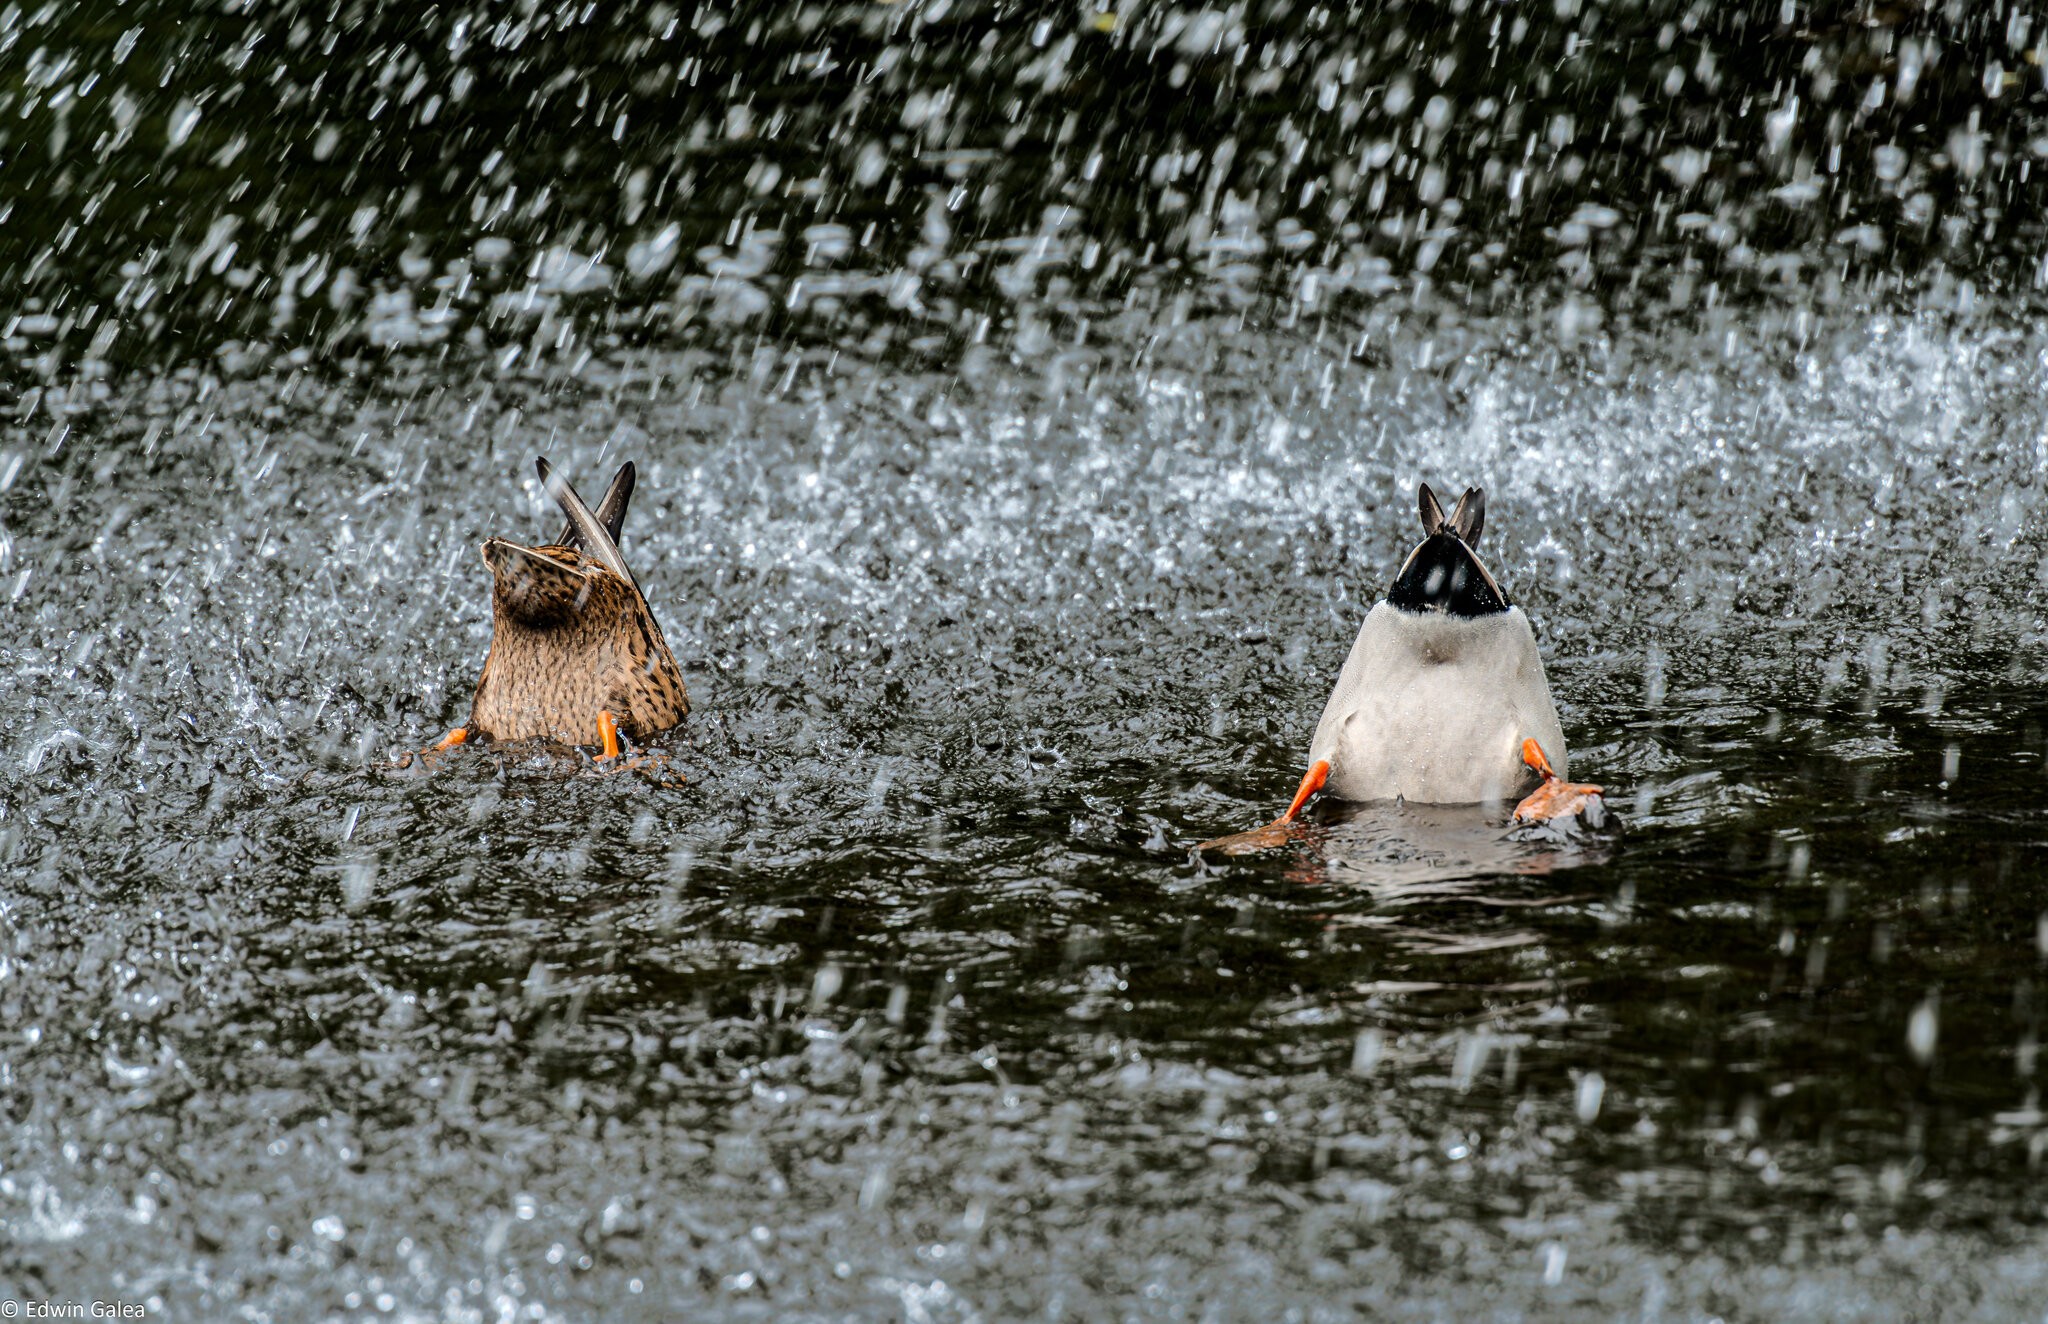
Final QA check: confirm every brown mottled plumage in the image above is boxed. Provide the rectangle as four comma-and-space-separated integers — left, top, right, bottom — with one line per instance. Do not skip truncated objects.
463, 457, 688, 748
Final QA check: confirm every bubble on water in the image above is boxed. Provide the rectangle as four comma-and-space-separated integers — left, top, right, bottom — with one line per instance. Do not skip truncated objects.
102, 1045, 155, 1087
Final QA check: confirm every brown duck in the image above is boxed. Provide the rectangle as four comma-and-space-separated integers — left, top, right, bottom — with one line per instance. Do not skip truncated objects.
432, 457, 688, 759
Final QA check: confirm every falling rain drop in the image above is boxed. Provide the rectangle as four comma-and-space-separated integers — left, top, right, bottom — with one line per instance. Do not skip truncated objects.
1576, 1072, 1605, 1123
1452, 1029, 1493, 1092
811, 962, 844, 1007
166, 100, 202, 151
340, 859, 376, 912
1351, 1027, 1384, 1076
1907, 995, 1939, 1065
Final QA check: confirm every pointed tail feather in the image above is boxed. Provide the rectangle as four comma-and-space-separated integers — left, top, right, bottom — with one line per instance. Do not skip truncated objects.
1447, 486, 1485, 546
1417, 482, 1447, 537
536, 457, 637, 589
554, 461, 635, 550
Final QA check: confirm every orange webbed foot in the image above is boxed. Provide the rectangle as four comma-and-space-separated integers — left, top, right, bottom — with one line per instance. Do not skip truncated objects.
1198, 760, 1329, 855
1196, 819, 1298, 856
398, 726, 469, 769
1512, 738, 1605, 825
586, 711, 685, 784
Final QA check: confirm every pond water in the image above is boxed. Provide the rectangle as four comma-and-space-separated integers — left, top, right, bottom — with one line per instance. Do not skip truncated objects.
5, 2, 2048, 1320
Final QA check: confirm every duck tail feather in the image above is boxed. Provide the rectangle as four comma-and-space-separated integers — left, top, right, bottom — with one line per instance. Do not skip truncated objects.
1448, 487, 1485, 547
536, 457, 637, 587
554, 461, 636, 549
1417, 482, 1447, 537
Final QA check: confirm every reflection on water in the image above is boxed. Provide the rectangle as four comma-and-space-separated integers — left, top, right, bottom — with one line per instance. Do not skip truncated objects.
3, 0, 2048, 1319
1325, 798, 1610, 885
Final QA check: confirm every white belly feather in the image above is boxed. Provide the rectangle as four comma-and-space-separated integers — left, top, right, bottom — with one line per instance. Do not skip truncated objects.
1306, 602, 1567, 805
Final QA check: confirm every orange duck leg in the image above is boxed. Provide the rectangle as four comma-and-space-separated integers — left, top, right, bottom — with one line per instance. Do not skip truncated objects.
1511, 738, 1604, 824
1197, 760, 1330, 856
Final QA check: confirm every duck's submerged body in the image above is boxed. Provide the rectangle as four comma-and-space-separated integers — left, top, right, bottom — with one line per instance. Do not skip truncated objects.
468, 541, 687, 746
1306, 488, 1568, 806
1308, 601, 1566, 805
449, 457, 688, 753
1198, 482, 1601, 854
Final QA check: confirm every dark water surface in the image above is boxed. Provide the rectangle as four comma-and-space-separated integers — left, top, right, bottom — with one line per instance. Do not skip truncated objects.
6, 1, 2048, 1320
7, 318, 2048, 1320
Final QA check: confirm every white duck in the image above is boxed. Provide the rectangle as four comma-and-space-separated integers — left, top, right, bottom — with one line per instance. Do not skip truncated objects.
1204, 483, 1601, 852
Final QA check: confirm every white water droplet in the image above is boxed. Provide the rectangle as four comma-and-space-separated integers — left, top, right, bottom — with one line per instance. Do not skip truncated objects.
166, 99, 202, 150
1907, 995, 1939, 1064
340, 858, 376, 911
812, 962, 844, 1005
1452, 1029, 1493, 1092
1576, 1071, 1606, 1123
1351, 1027, 1385, 1076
